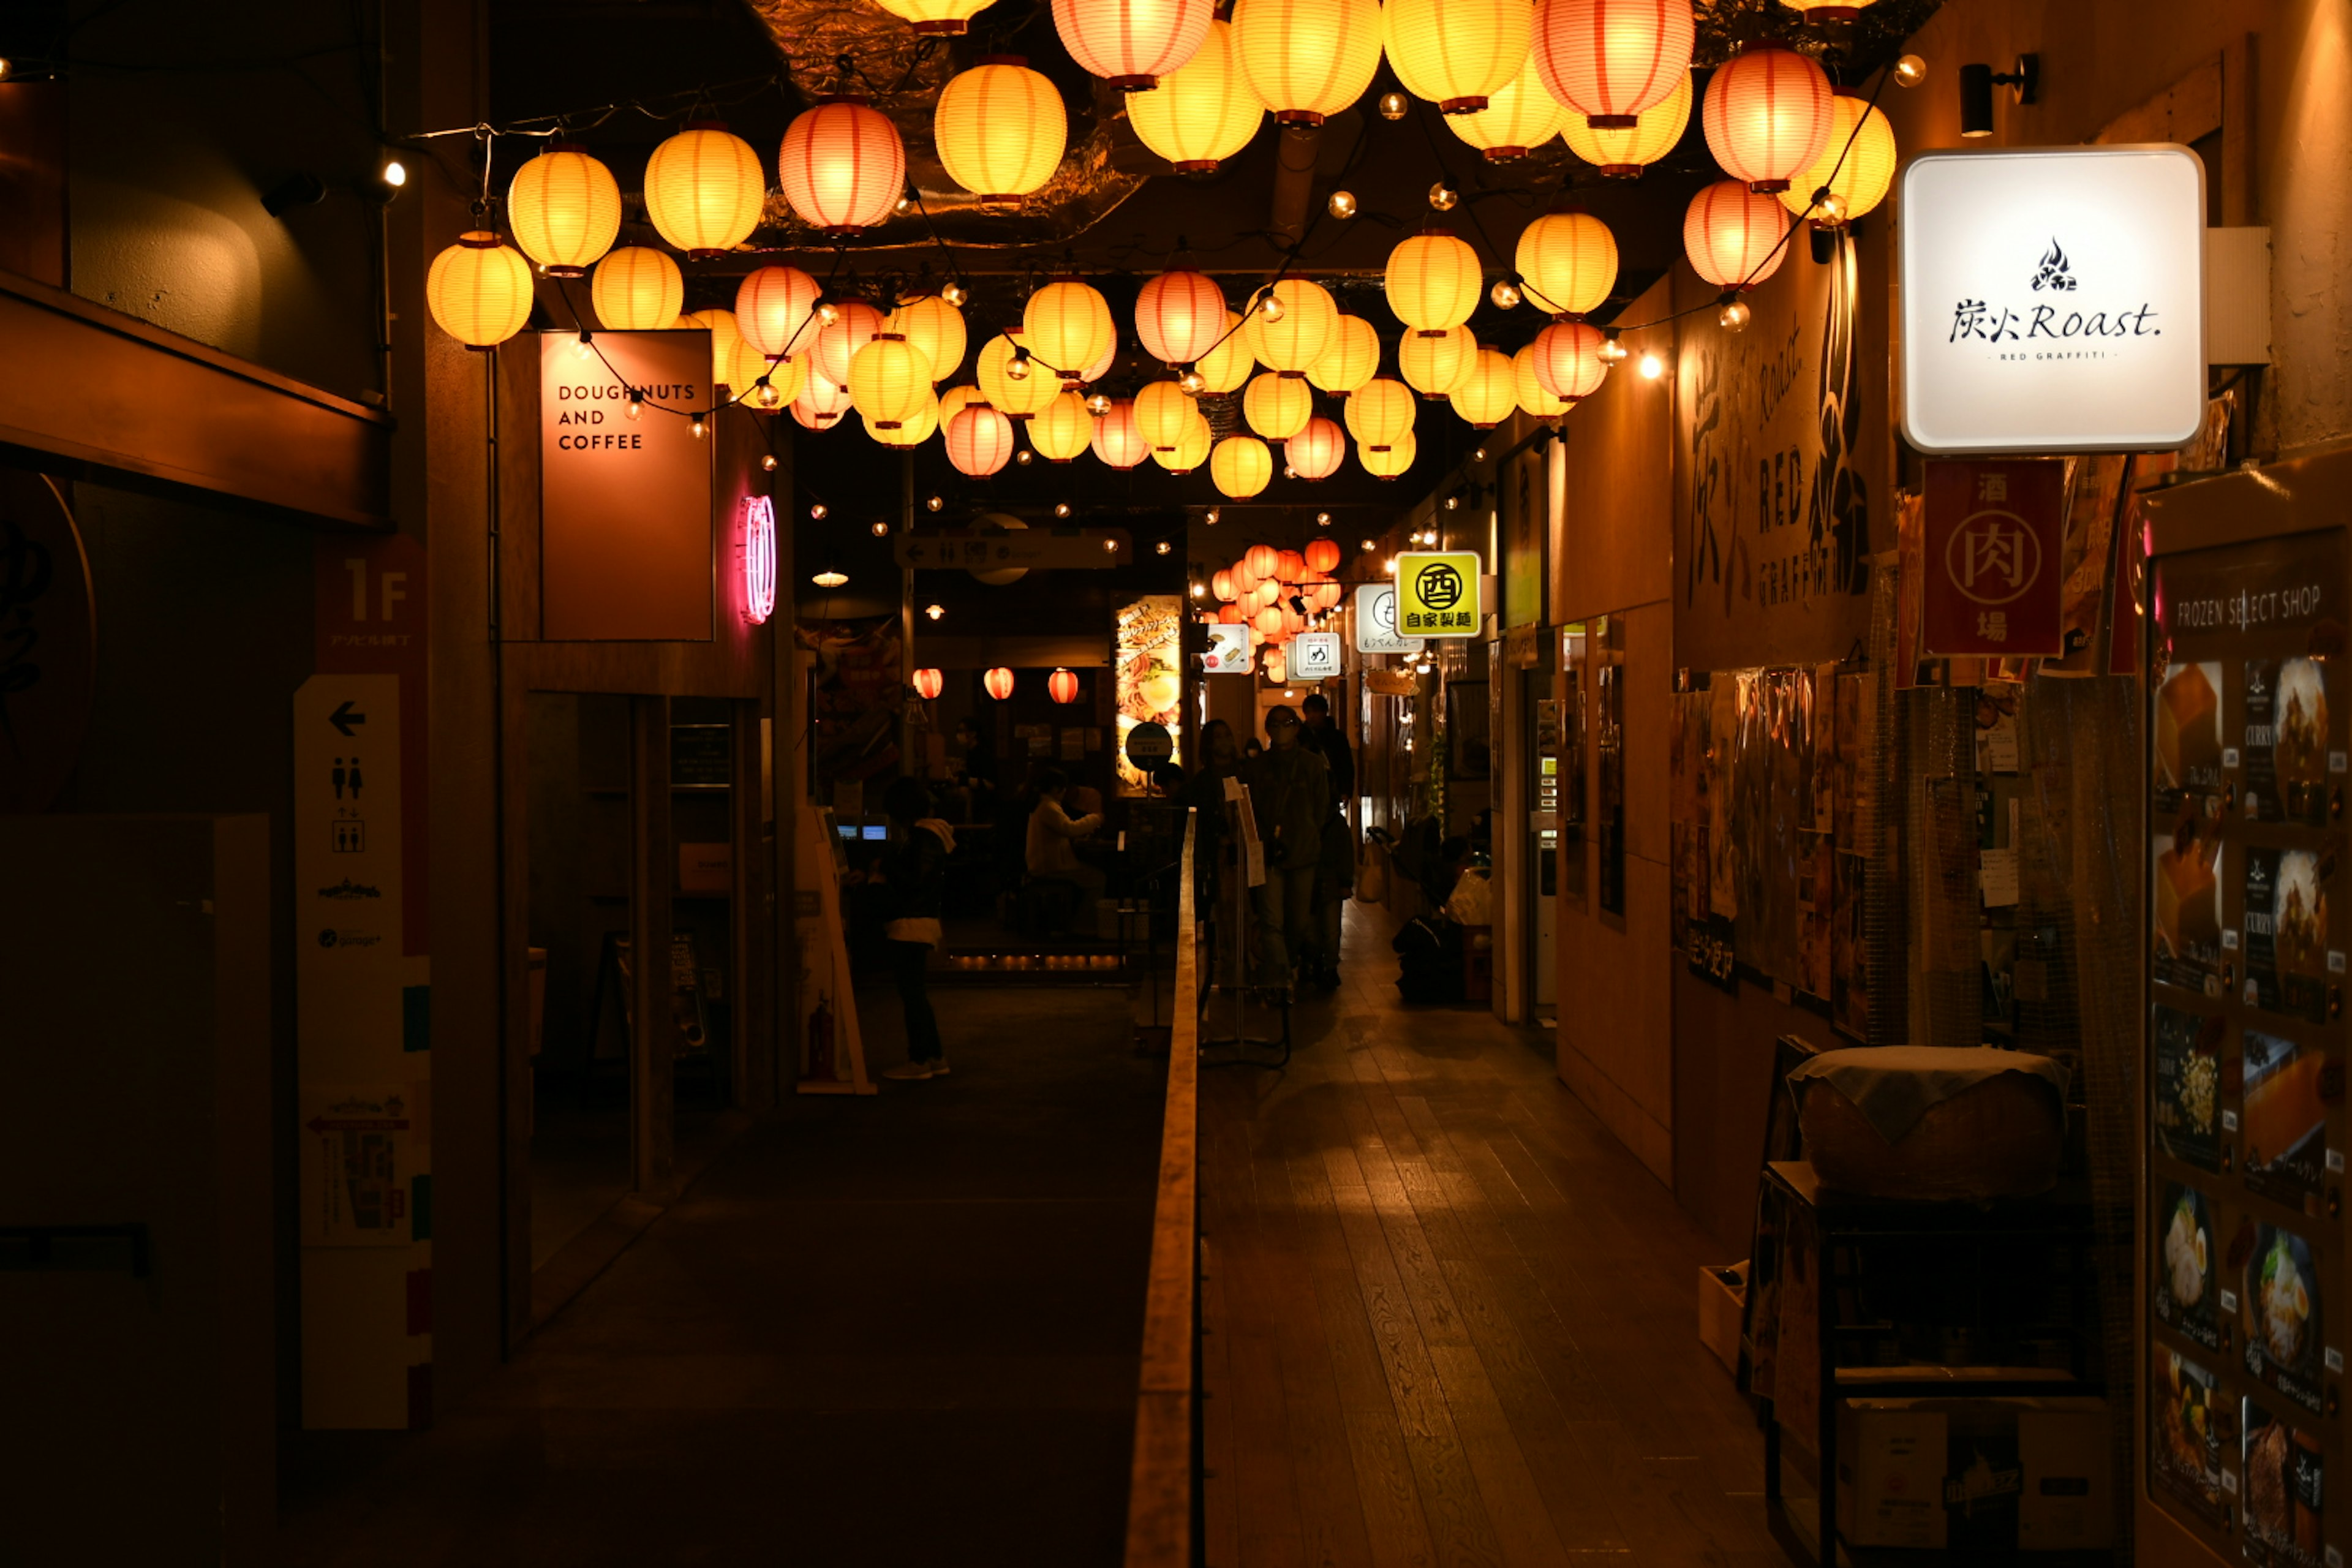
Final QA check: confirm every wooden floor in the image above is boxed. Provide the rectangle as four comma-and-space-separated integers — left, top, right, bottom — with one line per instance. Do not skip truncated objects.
1199, 908, 1796, 1568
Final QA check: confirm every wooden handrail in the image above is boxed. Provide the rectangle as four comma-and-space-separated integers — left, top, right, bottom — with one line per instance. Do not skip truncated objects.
1124, 809, 1199, 1568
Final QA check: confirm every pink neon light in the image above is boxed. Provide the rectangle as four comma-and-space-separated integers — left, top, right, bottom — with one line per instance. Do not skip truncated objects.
741, 496, 778, 624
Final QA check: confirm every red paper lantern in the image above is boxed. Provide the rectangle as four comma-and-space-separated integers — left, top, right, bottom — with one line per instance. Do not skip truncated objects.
813, 300, 888, 386
778, 97, 907, 234
1136, 268, 1229, 367
1304, 538, 1341, 574
1684, 179, 1790, 289
1211, 567, 1237, 600
1702, 44, 1833, 195
1532, 320, 1609, 402
1531, 0, 1695, 129
1049, 667, 1082, 704
1286, 417, 1345, 480
984, 666, 1017, 700
1245, 543, 1281, 578
946, 403, 1016, 475
1276, 548, 1306, 581
913, 668, 946, 699
1052, 0, 1213, 89
1216, 600, 1245, 623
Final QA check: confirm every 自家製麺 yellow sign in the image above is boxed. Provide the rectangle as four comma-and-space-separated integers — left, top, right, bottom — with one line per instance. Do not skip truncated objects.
1395, 551, 1482, 638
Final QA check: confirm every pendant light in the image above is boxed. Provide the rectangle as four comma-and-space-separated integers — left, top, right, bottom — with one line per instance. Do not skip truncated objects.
888, 293, 969, 381
1703, 44, 1833, 194
778, 98, 906, 234
1685, 179, 1790, 288
1361, 429, 1418, 478
1212, 435, 1275, 498
1515, 208, 1618, 318
1136, 268, 1229, 366
1385, 228, 1482, 333
1242, 278, 1338, 374
1397, 323, 1477, 398
1286, 415, 1346, 479
1381, 0, 1530, 113
848, 333, 935, 429
1022, 277, 1116, 383
1196, 309, 1257, 393
793, 368, 854, 429
1561, 69, 1691, 176
1245, 543, 1281, 578
1231, 0, 1384, 127
590, 246, 684, 331
936, 58, 1068, 205
427, 232, 534, 349
1136, 379, 1197, 450
1053, 0, 1213, 89
1276, 547, 1306, 580
1126, 18, 1265, 172
1532, 319, 1608, 401
1779, 94, 1896, 225
913, 668, 947, 700
1449, 58, 1570, 161
1254, 602, 1288, 638
1153, 409, 1214, 472
1531, 0, 1695, 128
1243, 372, 1313, 439
1307, 313, 1379, 394
1305, 538, 1342, 574
643, 121, 766, 258
1030, 391, 1096, 461
1092, 398, 1149, 467
813, 300, 887, 387
978, 328, 1062, 418
985, 667, 1017, 701
736, 265, 824, 362
1346, 377, 1417, 449
1447, 347, 1518, 428
865, 390, 940, 447
1049, 668, 1083, 704
874, 0, 997, 34
946, 402, 1017, 475
507, 143, 620, 277
1512, 344, 1569, 417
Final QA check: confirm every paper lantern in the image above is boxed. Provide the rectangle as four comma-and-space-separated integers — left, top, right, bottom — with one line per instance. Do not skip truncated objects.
507, 143, 620, 277
1448, 347, 1517, 428
978, 328, 1061, 418
1361, 429, 1417, 477
1092, 398, 1149, 467
1136, 379, 1196, 450
1450, 58, 1570, 161
1212, 435, 1275, 498
1215, 601, 1245, 623
1398, 323, 1477, 397
1254, 602, 1287, 636
1381, 0, 1530, 113
1276, 547, 1305, 579
1685, 179, 1790, 288
1212, 568, 1237, 600
737, 265, 824, 361
427, 232, 534, 349
1513, 344, 1568, 417
1515, 209, 1618, 318
728, 337, 807, 407
793, 367, 854, 429
1561, 67, 1691, 175
1054, 0, 1212, 88
1231, 557, 1260, 597
1136, 269, 1229, 366
864, 390, 939, 446
1307, 314, 1379, 394
936, 58, 1067, 204
643, 121, 766, 258
1305, 538, 1342, 574
848, 333, 933, 429
913, 668, 946, 699
1286, 415, 1345, 478
1126, 19, 1265, 172
1703, 44, 1832, 195
938, 383, 986, 428
1031, 391, 1096, 461
1346, 377, 1417, 449
778, 98, 905, 234
946, 402, 1017, 475
1245, 544, 1281, 578
1780, 94, 1896, 225
1242, 278, 1337, 374
875, 0, 997, 32
1023, 278, 1115, 383
1196, 309, 1256, 393
1152, 409, 1214, 472
985, 667, 1017, 700
1385, 228, 1482, 332
1531, 0, 1695, 128
814, 300, 887, 386
1243, 372, 1313, 440
1049, 668, 1083, 704
1532, 319, 1608, 401
590, 246, 683, 331
887, 293, 969, 381
1232, 0, 1383, 126
679, 309, 744, 399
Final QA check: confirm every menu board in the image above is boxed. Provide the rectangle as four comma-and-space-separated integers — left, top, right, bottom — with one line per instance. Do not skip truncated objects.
2147, 527, 2348, 1563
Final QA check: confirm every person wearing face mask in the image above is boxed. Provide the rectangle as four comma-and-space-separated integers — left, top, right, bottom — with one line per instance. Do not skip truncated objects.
1242, 706, 1330, 995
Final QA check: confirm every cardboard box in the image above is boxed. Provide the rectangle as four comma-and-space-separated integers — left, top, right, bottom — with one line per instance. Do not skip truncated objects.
1837, 1396, 2112, 1553
1698, 1262, 1748, 1376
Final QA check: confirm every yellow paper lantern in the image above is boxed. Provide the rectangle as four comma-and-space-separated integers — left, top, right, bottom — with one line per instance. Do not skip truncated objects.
1242, 277, 1337, 373
1532, 318, 1608, 401
1211, 435, 1275, 498
1030, 390, 1096, 461
1361, 428, 1417, 477
1093, 398, 1149, 467
1702, 43, 1833, 195
1022, 277, 1116, 383
1449, 58, 1569, 161
1779, 94, 1896, 225
1243, 372, 1313, 439
1385, 227, 1482, 332
590, 246, 683, 331
1231, 0, 1383, 127
679, 308, 744, 396
727, 337, 807, 408
848, 333, 935, 428
936, 58, 1067, 204
1685, 179, 1790, 289
642, 121, 766, 258
946, 403, 1016, 475
507, 142, 620, 277
736, 265, 824, 361
1381, 0, 1530, 113
427, 231, 534, 349
1397, 323, 1477, 397
938, 383, 986, 428
873, 0, 997, 34
1561, 68, 1691, 176
1346, 377, 1417, 448
1053, 0, 1213, 89
1126, 19, 1265, 172
1308, 313, 1380, 394
1513, 343, 1569, 417
778, 97, 907, 233
1515, 209, 1618, 318
1286, 415, 1344, 478
794, 368, 854, 429
1136, 268, 1229, 366
1152, 409, 1214, 471
1448, 347, 1518, 428
1531, 0, 1694, 127
813, 300, 886, 387
1135, 379, 1196, 450
977, 328, 1061, 418
1196, 309, 1256, 393
865, 389, 940, 447
887, 292, 969, 381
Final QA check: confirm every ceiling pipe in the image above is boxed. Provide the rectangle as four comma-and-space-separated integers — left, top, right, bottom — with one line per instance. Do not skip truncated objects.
1269, 125, 1321, 247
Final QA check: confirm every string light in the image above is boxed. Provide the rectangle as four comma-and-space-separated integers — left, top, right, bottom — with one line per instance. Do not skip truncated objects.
627, 390, 644, 420
1315, 511, 1332, 526
1156, 540, 1174, 554
1719, 296, 1752, 332
1638, 352, 1664, 379
1017, 448, 1035, 464
1204, 508, 1221, 524
1379, 91, 1409, 120
1178, 366, 1207, 395
926, 603, 946, 619
763, 454, 780, 472
1361, 538, 1378, 551
928, 494, 946, 510
1490, 279, 1521, 310
871, 519, 892, 537
691, 414, 707, 438
1597, 331, 1629, 365
1428, 181, 1459, 211
1055, 502, 1074, 518
1894, 53, 1927, 87
1327, 190, 1358, 218
943, 280, 971, 307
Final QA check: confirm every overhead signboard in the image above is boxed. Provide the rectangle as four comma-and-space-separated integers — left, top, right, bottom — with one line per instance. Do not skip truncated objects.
896, 527, 1134, 570
1395, 551, 1485, 639
1289, 631, 1341, 678
1921, 461, 2067, 657
1899, 145, 2207, 454
1201, 622, 1252, 674
1354, 583, 1424, 655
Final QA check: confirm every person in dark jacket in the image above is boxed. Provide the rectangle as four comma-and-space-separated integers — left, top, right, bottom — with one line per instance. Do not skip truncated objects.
877, 776, 956, 1081
1182, 718, 1242, 907
1243, 706, 1330, 991
1300, 691, 1355, 819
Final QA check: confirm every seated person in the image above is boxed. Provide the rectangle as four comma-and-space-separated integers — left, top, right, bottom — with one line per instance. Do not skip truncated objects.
1025, 767, 1106, 932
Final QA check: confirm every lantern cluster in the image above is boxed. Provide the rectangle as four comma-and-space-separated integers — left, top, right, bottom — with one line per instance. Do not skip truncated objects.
1208, 538, 1347, 654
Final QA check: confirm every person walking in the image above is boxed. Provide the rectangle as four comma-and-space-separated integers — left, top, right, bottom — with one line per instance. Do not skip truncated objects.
1300, 691, 1355, 820
876, 777, 956, 1081
1182, 718, 1243, 906
1243, 706, 1330, 995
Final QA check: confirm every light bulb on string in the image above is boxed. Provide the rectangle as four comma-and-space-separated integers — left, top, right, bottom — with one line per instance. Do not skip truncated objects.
1719, 296, 1751, 332
1360, 538, 1376, 551
1638, 352, 1665, 380
927, 494, 946, 511
1005, 350, 1031, 381
1428, 181, 1458, 212
1204, 507, 1220, 524
1055, 502, 1074, 519
1472, 446, 1488, 462
691, 414, 707, 438
1087, 391, 1112, 416
1156, 540, 1174, 555
1894, 54, 1927, 87
1314, 511, 1331, 526
573, 331, 595, 361
895, 189, 918, 216
1178, 365, 1207, 395
871, 519, 892, 537
627, 390, 644, 420
1815, 190, 1849, 224
816, 300, 841, 325
1256, 291, 1286, 323
810, 502, 828, 519
1379, 91, 1409, 121
942, 279, 970, 307
1597, 333, 1629, 365
925, 603, 945, 620
1490, 279, 1521, 310
1327, 190, 1358, 219
762, 454, 780, 472
1017, 449, 1034, 466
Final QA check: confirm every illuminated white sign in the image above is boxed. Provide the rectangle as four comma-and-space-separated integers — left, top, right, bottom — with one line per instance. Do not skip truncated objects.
1899, 145, 2207, 455
1353, 583, 1425, 656
1201, 622, 1252, 674
1289, 632, 1341, 678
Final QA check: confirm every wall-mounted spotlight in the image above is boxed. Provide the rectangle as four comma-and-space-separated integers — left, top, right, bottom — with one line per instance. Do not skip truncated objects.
262, 171, 329, 217
1959, 55, 2038, 138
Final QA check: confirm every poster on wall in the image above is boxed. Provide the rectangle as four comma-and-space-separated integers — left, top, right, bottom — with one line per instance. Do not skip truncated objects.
2241, 1025, 2330, 1212
2153, 659, 2226, 817
2241, 1397, 2327, 1567
2153, 1182, 2220, 1349
2242, 848, 2333, 1024
2244, 657, 2338, 826
2152, 1002, 2223, 1172
2151, 823, 2223, 996
2241, 1223, 2327, 1414
1115, 595, 1183, 795
2151, 1346, 2230, 1527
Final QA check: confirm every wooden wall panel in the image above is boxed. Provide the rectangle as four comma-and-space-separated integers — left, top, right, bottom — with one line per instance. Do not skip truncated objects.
1553, 275, 1675, 627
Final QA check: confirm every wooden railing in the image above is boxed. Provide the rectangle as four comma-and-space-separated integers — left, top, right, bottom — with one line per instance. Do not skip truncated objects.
1123, 810, 1200, 1568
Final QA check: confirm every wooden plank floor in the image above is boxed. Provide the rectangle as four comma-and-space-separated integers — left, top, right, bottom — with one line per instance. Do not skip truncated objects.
1198, 907, 1796, 1568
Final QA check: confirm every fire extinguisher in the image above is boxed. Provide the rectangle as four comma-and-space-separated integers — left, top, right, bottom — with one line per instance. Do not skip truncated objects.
809, 999, 835, 1081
